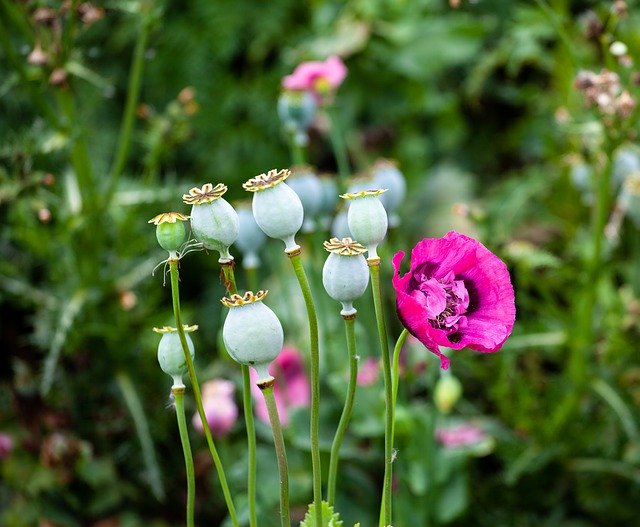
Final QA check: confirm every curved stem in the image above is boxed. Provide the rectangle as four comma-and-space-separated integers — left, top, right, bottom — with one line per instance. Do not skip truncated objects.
369, 260, 393, 527
326, 105, 351, 193
221, 260, 257, 527
327, 314, 359, 505
392, 329, 409, 436
260, 381, 291, 527
169, 259, 239, 527
287, 249, 322, 527
172, 387, 195, 527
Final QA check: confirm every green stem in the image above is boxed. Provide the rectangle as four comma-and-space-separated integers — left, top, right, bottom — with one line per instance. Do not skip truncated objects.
327, 314, 359, 505
326, 106, 351, 193
370, 260, 393, 527
289, 132, 307, 166
245, 266, 259, 294
287, 249, 322, 527
391, 329, 409, 436
172, 387, 195, 527
220, 261, 258, 527
104, 10, 153, 209
169, 259, 239, 527
260, 382, 291, 527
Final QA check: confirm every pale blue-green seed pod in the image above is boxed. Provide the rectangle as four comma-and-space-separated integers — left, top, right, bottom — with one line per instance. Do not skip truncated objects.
277, 90, 317, 142
371, 159, 406, 228
322, 238, 369, 316
148, 212, 190, 258
154, 325, 197, 389
341, 189, 388, 260
318, 175, 339, 228
221, 291, 283, 383
243, 169, 303, 252
331, 208, 351, 239
182, 183, 239, 263
234, 201, 267, 269
288, 166, 323, 233
434, 373, 463, 414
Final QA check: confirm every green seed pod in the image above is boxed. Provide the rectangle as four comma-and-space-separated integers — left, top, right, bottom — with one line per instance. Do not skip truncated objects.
153, 325, 197, 388
322, 238, 369, 316
243, 169, 303, 252
434, 373, 463, 414
341, 189, 388, 260
182, 183, 239, 263
221, 291, 284, 383
148, 212, 190, 257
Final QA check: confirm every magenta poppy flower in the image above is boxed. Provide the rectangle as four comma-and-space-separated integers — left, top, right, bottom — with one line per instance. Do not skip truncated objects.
392, 231, 515, 369
282, 55, 347, 102
250, 347, 310, 426
192, 379, 238, 437
435, 423, 487, 449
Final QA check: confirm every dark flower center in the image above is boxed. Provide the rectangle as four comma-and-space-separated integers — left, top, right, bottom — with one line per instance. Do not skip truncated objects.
410, 270, 469, 333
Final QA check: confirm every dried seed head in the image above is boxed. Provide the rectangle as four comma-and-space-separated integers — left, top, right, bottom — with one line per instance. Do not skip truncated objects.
220, 290, 268, 308
323, 237, 367, 256
243, 169, 291, 192
182, 183, 227, 205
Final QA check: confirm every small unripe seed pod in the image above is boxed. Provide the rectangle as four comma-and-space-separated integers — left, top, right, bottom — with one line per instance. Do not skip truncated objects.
183, 183, 239, 263
287, 165, 323, 233
322, 238, 369, 316
243, 169, 303, 252
148, 212, 190, 257
434, 373, 463, 414
371, 159, 406, 228
221, 291, 284, 382
153, 325, 198, 388
234, 201, 267, 269
341, 189, 388, 260
278, 90, 317, 142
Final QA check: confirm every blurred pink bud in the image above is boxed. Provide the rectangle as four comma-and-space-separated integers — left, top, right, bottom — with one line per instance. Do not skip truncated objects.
357, 357, 379, 386
435, 423, 487, 448
251, 347, 310, 426
282, 55, 347, 103
0, 433, 13, 459
192, 379, 238, 437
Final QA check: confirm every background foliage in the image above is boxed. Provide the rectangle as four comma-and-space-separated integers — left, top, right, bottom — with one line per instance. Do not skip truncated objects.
2, 0, 640, 526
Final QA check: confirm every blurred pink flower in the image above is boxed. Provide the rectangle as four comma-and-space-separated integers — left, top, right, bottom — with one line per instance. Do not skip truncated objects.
435, 424, 487, 449
251, 347, 310, 426
357, 357, 379, 386
392, 231, 515, 369
282, 55, 347, 102
192, 379, 238, 437
0, 433, 13, 459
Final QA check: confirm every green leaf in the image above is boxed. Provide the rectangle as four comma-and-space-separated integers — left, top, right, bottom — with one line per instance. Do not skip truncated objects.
300, 501, 344, 527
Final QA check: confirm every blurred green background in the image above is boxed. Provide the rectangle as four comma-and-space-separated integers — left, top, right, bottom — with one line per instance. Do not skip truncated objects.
2, 0, 640, 526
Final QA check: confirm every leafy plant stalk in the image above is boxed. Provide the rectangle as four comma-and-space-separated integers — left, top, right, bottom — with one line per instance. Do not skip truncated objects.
327, 314, 359, 505
172, 386, 195, 527
287, 249, 323, 527
169, 259, 239, 527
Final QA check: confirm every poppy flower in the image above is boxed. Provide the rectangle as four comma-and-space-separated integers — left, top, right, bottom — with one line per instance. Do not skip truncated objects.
192, 379, 238, 438
282, 55, 347, 103
392, 231, 515, 369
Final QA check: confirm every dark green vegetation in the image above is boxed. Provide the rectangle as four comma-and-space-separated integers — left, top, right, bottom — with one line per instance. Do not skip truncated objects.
1, 1, 640, 526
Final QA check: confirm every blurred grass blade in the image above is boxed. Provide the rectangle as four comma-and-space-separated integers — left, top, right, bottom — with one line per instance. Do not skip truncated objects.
40, 289, 87, 396
592, 379, 640, 442
116, 370, 165, 501
569, 458, 640, 484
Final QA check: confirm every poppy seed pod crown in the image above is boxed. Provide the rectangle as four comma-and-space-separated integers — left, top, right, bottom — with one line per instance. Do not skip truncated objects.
243, 169, 304, 253
148, 212, 189, 257
322, 238, 369, 316
341, 189, 389, 260
221, 291, 284, 383
183, 183, 239, 263
153, 325, 198, 388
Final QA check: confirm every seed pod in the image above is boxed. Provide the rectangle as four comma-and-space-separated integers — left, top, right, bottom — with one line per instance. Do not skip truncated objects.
434, 373, 463, 414
287, 165, 323, 233
277, 90, 317, 144
234, 201, 267, 269
341, 189, 388, 260
322, 238, 369, 316
221, 291, 283, 383
318, 174, 339, 228
153, 325, 198, 388
148, 212, 190, 257
243, 169, 303, 252
371, 159, 406, 228
183, 183, 239, 263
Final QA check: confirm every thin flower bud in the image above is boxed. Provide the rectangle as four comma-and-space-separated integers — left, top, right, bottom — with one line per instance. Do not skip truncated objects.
221, 291, 284, 382
287, 166, 323, 233
243, 169, 303, 252
434, 373, 463, 414
153, 325, 198, 388
322, 238, 369, 315
148, 212, 190, 257
371, 159, 407, 228
341, 189, 388, 260
183, 183, 239, 263
234, 201, 267, 269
